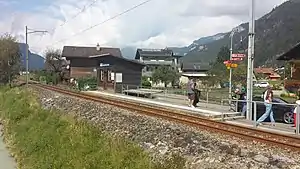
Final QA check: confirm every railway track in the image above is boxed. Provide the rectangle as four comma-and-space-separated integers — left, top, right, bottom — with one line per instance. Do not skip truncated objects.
28, 82, 300, 151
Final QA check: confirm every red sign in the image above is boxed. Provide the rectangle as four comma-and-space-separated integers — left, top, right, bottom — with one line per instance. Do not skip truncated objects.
232, 53, 246, 58
231, 57, 243, 61
223, 60, 231, 64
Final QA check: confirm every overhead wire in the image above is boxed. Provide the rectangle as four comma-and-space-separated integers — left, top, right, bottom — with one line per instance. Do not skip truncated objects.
49, 0, 99, 34
48, 0, 154, 47
33, 0, 99, 51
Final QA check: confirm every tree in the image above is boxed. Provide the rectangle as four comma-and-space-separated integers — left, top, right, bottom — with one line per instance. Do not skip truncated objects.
284, 62, 291, 79
207, 46, 230, 86
232, 62, 247, 86
152, 66, 180, 87
45, 48, 63, 72
44, 48, 66, 84
0, 34, 21, 85
207, 46, 247, 87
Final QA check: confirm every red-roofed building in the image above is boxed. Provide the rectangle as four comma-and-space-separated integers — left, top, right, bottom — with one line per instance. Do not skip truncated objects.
254, 67, 281, 81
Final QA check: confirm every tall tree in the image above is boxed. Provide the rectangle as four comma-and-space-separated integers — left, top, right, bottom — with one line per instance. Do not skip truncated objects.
44, 48, 66, 84
207, 46, 247, 87
152, 66, 180, 87
232, 62, 247, 86
45, 48, 63, 72
207, 46, 230, 86
0, 34, 21, 85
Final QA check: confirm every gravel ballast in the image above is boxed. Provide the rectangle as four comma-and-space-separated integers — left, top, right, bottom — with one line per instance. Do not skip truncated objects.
32, 87, 300, 169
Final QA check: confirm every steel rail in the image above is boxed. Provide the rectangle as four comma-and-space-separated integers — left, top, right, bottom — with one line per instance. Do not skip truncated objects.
31, 82, 300, 151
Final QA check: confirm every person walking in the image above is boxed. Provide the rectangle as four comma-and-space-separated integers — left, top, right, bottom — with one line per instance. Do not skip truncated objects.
187, 77, 196, 108
192, 80, 200, 107
239, 88, 247, 116
294, 100, 300, 132
256, 85, 275, 126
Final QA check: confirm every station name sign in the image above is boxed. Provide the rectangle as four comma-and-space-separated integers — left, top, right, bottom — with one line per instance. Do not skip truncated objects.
100, 63, 110, 67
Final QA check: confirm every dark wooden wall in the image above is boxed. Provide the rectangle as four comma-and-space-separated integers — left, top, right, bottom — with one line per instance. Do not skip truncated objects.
67, 56, 144, 91
96, 56, 143, 91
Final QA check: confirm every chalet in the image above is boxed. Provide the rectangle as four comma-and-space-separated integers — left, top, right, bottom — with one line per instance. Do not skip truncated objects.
277, 42, 300, 92
135, 48, 182, 77
62, 44, 145, 92
253, 67, 281, 81
179, 62, 210, 84
180, 62, 210, 77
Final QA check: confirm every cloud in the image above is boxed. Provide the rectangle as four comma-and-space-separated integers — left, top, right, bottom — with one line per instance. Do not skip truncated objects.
0, 0, 287, 55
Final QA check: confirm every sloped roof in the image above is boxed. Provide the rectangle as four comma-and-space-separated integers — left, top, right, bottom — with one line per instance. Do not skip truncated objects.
277, 42, 300, 60
269, 73, 281, 78
254, 67, 274, 74
181, 62, 210, 71
135, 48, 173, 59
90, 54, 145, 67
62, 46, 122, 58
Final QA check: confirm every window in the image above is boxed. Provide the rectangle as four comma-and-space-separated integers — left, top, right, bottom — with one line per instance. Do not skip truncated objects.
111, 72, 115, 81
100, 70, 104, 81
108, 70, 111, 82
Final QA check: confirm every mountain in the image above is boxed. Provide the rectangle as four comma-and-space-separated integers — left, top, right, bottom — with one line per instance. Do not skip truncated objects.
121, 47, 137, 59
19, 43, 45, 70
121, 0, 300, 65
179, 0, 300, 66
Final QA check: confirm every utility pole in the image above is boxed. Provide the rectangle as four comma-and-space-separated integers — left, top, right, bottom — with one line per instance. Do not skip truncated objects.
229, 30, 235, 100
25, 26, 28, 84
25, 26, 48, 85
246, 0, 255, 120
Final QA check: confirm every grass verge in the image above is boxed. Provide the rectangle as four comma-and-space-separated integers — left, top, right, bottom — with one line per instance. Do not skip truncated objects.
0, 87, 185, 169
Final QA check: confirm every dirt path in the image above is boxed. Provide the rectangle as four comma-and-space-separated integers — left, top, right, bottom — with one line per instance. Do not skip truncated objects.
0, 125, 16, 169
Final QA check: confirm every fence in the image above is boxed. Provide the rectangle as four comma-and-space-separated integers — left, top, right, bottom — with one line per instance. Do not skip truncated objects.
119, 84, 299, 135
120, 85, 265, 105
221, 99, 299, 135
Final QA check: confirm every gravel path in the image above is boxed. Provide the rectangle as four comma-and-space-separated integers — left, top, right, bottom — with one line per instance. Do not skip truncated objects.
33, 87, 300, 169
0, 124, 16, 169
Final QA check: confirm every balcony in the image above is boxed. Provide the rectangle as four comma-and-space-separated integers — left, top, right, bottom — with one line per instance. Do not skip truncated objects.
142, 60, 174, 65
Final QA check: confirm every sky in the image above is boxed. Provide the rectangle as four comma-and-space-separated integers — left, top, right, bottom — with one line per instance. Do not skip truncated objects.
0, 0, 288, 55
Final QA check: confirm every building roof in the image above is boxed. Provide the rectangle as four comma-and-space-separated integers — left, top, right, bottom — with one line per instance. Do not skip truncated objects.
181, 72, 209, 77
269, 73, 281, 78
62, 46, 122, 58
277, 42, 300, 61
181, 62, 210, 71
135, 48, 174, 59
254, 67, 274, 74
90, 54, 145, 67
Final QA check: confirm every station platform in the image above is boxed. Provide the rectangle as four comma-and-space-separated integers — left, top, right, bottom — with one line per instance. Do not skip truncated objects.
82, 90, 299, 136
83, 91, 238, 118
226, 119, 296, 136
122, 88, 163, 98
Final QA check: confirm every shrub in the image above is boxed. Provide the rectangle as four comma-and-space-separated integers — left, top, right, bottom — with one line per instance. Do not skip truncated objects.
141, 76, 151, 88
77, 76, 98, 91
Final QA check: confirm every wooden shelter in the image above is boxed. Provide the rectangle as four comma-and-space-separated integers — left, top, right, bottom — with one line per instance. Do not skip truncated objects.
62, 45, 145, 91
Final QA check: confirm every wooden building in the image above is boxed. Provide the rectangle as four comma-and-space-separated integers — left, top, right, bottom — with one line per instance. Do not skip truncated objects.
253, 67, 281, 81
62, 44, 145, 91
277, 42, 300, 92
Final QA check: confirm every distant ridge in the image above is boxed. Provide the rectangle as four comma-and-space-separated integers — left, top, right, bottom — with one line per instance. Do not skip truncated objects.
18, 43, 45, 70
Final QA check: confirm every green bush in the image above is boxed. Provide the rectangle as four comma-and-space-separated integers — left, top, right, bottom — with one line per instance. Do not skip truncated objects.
77, 76, 98, 91
0, 87, 186, 169
272, 84, 281, 90
141, 76, 151, 88
39, 76, 47, 84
